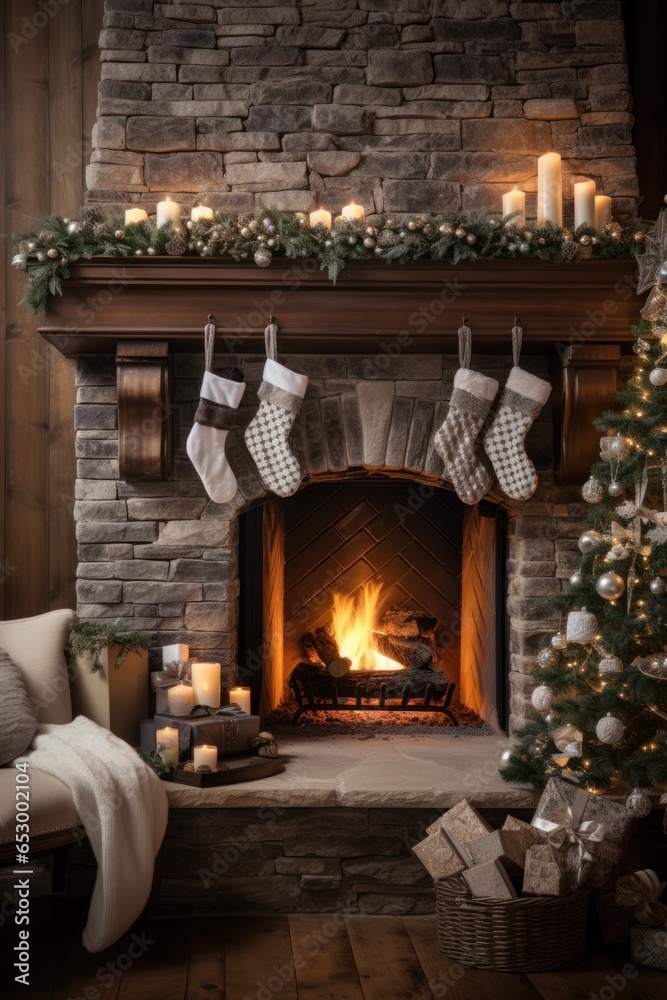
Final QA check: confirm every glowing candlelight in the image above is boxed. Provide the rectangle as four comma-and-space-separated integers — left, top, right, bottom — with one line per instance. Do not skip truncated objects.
537, 153, 562, 227
156, 726, 179, 767
191, 204, 214, 223
595, 195, 612, 230
574, 180, 596, 230
341, 202, 364, 222
502, 186, 525, 228
125, 208, 148, 225
156, 196, 181, 230
193, 745, 218, 771
168, 682, 194, 716
229, 686, 251, 714
309, 208, 332, 230
191, 662, 221, 709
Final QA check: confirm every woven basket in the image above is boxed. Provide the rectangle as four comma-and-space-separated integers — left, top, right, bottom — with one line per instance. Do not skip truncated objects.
436, 876, 590, 973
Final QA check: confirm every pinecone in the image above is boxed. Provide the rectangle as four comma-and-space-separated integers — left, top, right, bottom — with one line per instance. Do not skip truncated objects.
165, 236, 188, 256
561, 240, 580, 262
377, 230, 400, 248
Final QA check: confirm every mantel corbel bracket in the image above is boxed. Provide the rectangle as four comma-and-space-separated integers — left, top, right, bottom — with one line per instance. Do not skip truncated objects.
116, 341, 172, 481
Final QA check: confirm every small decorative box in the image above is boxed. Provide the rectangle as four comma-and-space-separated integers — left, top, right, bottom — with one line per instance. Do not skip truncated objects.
428, 798, 492, 866
462, 859, 518, 900
502, 815, 543, 854
469, 829, 527, 872
631, 926, 667, 971
413, 830, 467, 880
522, 843, 567, 897
153, 710, 260, 761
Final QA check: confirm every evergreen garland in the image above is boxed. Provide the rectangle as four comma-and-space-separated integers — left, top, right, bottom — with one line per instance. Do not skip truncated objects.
502, 318, 667, 794
12, 207, 646, 315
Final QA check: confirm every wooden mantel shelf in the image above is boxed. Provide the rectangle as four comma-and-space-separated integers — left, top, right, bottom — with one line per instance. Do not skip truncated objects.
39, 256, 641, 356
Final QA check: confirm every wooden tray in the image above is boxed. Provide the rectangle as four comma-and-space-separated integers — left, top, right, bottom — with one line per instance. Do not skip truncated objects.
166, 754, 285, 787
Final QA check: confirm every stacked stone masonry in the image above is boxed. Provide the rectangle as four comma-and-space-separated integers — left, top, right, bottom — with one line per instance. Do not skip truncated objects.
74, 351, 589, 733
88, 0, 638, 220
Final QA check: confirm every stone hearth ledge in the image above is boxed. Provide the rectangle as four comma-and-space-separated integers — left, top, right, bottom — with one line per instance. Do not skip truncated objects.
164, 734, 540, 810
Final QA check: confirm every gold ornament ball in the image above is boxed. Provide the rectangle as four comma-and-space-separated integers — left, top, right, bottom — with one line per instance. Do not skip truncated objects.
455, 226, 467, 239
27, 241, 37, 252
114, 229, 125, 240
634, 231, 646, 244
47, 248, 59, 259
596, 571, 625, 601
365, 226, 378, 237
538, 647, 556, 667
407, 219, 418, 230
439, 222, 454, 236
579, 234, 592, 246
466, 233, 477, 245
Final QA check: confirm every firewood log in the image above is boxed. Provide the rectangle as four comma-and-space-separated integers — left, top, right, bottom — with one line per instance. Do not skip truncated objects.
302, 625, 351, 677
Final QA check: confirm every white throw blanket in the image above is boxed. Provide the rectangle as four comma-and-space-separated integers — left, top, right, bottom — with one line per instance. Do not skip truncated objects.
19, 716, 168, 952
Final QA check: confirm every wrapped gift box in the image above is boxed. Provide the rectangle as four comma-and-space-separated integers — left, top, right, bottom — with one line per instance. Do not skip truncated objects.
522, 842, 567, 897
631, 926, 667, 971
427, 798, 492, 866
153, 711, 260, 761
469, 829, 527, 872
531, 778, 630, 890
502, 815, 543, 854
412, 830, 467, 880
462, 859, 517, 900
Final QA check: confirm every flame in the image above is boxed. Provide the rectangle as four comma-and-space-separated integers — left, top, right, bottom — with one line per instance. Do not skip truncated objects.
330, 583, 403, 672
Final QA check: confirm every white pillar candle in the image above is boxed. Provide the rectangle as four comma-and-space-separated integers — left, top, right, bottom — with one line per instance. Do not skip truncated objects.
168, 682, 194, 717
125, 208, 148, 225
574, 180, 596, 230
229, 686, 252, 715
501, 186, 525, 228
595, 195, 612, 230
537, 152, 562, 227
341, 202, 364, 222
156, 726, 179, 768
156, 196, 181, 230
191, 204, 214, 223
309, 208, 332, 230
192, 661, 221, 709
193, 745, 218, 771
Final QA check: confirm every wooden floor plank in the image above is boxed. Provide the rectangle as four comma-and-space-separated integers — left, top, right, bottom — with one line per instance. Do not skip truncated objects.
48, 916, 123, 1000
116, 919, 189, 1000
524, 972, 576, 1000
225, 917, 297, 1000
605, 942, 667, 1000
186, 919, 225, 1000
553, 950, 645, 1000
289, 914, 364, 1000
405, 914, 510, 1000
347, 915, 434, 1000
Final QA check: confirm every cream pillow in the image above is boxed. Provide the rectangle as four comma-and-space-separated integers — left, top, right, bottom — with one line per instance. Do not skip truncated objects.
0, 609, 74, 724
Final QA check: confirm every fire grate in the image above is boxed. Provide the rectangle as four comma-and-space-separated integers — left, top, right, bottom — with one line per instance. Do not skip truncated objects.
288, 673, 458, 726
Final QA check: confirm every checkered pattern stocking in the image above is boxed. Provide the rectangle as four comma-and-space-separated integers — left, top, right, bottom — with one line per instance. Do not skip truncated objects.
433, 323, 499, 505
483, 367, 551, 501
186, 317, 246, 504
244, 323, 308, 497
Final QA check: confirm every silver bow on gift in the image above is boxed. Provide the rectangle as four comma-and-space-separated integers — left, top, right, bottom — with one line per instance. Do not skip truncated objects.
534, 801, 605, 887
151, 660, 192, 692
615, 869, 667, 927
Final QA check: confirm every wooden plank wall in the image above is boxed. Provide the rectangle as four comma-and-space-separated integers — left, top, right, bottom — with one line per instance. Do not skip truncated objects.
1, 0, 104, 619
459, 506, 499, 729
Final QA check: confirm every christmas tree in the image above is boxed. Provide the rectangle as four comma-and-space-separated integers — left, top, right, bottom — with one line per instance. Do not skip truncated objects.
502, 294, 667, 810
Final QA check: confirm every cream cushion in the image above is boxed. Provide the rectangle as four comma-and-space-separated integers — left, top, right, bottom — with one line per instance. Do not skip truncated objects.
0, 767, 79, 845
0, 609, 74, 724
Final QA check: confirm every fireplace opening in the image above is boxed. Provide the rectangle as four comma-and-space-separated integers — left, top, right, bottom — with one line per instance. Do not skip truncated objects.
237, 479, 509, 734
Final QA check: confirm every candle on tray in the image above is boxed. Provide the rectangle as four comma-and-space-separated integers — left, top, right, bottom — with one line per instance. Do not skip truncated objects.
574, 180, 596, 230
193, 745, 218, 772
537, 153, 562, 227
168, 681, 194, 716
229, 686, 251, 715
156, 196, 181, 230
595, 195, 612, 230
125, 208, 148, 225
309, 208, 332, 230
341, 202, 364, 222
191, 204, 214, 223
192, 662, 221, 709
501, 186, 525, 228
156, 726, 179, 767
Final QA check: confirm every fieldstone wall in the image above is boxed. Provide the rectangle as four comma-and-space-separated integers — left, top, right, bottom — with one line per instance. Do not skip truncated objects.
74, 350, 584, 733
87, 0, 638, 220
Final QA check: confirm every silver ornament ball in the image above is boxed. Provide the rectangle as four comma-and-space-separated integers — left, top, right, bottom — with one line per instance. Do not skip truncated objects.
363, 237, 375, 249
569, 571, 584, 587
582, 477, 605, 503
649, 368, 667, 386
531, 685, 552, 712
599, 654, 622, 675
551, 632, 567, 650
607, 435, 626, 460
650, 577, 666, 596
253, 246, 272, 268
656, 261, 667, 284
147, 246, 157, 256
538, 647, 556, 667
499, 747, 514, 766
466, 233, 477, 245
596, 571, 626, 601
439, 222, 454, 236
626, 787, 652, 818
632, 338, 651, 355
608, 481, 622, 497
579, 530, 604, 554
595, 713, 625, 744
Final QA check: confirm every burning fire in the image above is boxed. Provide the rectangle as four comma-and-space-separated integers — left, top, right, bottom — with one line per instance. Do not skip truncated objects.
330, 583, 403, 672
